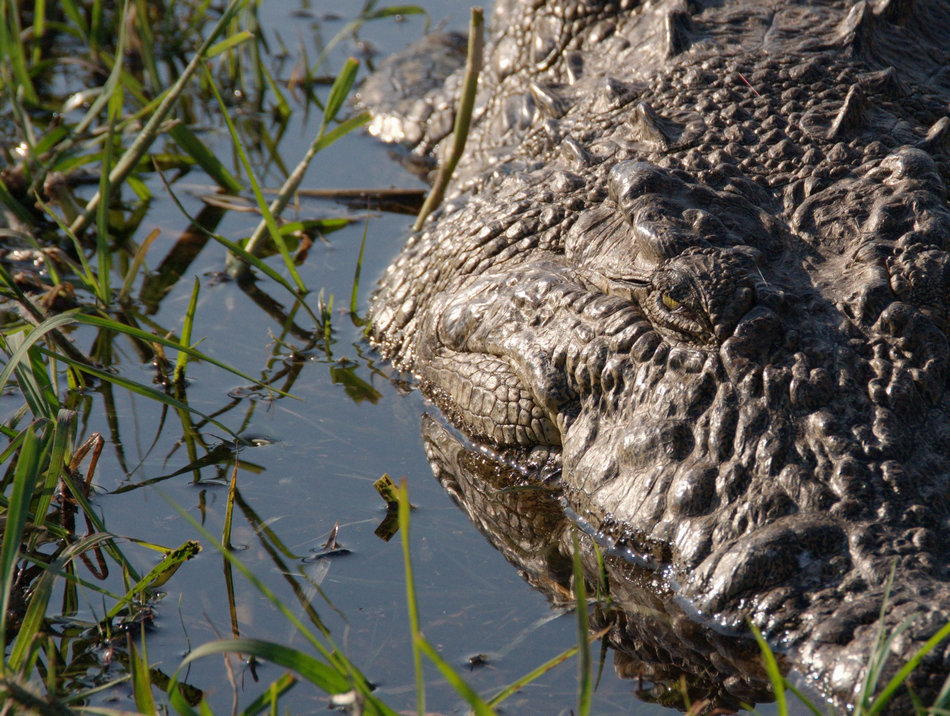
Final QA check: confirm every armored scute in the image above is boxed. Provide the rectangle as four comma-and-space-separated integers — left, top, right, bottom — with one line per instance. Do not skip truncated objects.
361, 0, 950, 710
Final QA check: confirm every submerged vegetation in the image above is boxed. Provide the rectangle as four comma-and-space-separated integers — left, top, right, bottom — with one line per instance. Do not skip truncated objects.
0, 0, 419, 711
0, 0, 949, 713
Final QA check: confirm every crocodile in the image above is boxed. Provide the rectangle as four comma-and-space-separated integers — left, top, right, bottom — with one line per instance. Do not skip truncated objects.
421, 414, 791, 710
361, 0, 950, 709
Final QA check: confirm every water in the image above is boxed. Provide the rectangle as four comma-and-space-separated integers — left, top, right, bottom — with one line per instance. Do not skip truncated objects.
3, 2, 816, 713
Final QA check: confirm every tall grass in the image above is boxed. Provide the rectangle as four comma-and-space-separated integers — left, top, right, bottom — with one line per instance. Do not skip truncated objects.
0, 0, 416, 710
3, 0, 950, 714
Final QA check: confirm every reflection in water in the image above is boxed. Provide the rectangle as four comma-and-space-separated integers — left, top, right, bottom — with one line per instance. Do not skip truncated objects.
420, 413, 782, 713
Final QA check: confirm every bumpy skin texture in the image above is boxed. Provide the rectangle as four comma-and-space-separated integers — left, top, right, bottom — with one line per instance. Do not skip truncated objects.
366, 0, 950, 707
421, 414, 780, 710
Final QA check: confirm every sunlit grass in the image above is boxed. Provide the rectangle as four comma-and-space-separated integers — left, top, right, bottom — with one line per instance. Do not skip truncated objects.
3, 0, 950, 713
0, 0, 414, 710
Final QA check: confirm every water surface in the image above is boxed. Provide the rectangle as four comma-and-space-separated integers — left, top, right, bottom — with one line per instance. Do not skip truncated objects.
6, 2, 813, 713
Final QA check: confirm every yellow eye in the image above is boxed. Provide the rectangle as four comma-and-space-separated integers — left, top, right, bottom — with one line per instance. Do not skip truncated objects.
662, 294, 681, 311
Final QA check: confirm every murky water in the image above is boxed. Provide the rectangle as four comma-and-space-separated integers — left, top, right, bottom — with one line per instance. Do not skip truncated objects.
3, 2, 817, 713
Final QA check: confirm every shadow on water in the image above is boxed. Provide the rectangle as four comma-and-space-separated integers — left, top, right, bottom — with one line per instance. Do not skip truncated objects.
0, 0, 819, 713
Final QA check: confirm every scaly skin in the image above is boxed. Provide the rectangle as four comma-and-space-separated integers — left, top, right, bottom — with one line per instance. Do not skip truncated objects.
420, 414, 781, 710
364, 0, 950, 708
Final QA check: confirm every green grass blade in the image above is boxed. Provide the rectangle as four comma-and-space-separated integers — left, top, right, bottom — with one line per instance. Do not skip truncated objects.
309, 111, 371, 155
487, 642, 579, 707
90, 0, 104, 49
132, 0, 160, 88
0, 311, 81, 398
33, 34, 128, 197
415, 639, 495, 715
855, 613, 918, 715
129, 632, 158, 714
204, 64, 306, 291
866, 620, 950, 715
750, 623, 788, 716
260, 62, 291, 121
0, 675, 74, 714
239, 672, 296, 715
168, 678, 201, 716
158, 492, 398, 715
180, 638, 351, 693
0, 423, 45, 658
350, 216, 369, 316
857, 565, 899, 706
321, 55, 359, 128
174, 277, 201, 384
0, 178, 37, 226
4, 332, 57, 420
7, 561, 55, 675
29, 409, 76, 548
222, 460, 237, 549
31, 0, 47, 63
119, 226, 161, 302
93, 2, 132, 305
106, 541, 201, 620
1, 309, 290, 424
32, 124, 70, 156
168, 123, 243, 193
152, 163, 306, 302
55, 470, 141, 582
227, 59, 366, 281
31, 195, 101, 295
206, 28, 254, 57
572, 532, 592, 716
58, 0, 89, 38
69, 0, 249, 235
11, 535, 130, 670
397, 480, 425, 716
0, 0, 38, 104
414, 7, 483, 231
40, 347, 241, 439
70, 312, 296, 400
934, 670, 950, 711
0, 426, 27, 458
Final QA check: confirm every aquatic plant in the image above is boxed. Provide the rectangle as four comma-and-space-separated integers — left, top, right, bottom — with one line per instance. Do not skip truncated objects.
2, 0, 950, 713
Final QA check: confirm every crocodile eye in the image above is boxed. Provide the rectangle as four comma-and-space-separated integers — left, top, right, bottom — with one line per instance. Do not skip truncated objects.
644, 282, 710, 344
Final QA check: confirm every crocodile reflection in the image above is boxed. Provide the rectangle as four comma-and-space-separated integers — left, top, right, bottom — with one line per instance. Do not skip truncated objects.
420, 414, 788, 712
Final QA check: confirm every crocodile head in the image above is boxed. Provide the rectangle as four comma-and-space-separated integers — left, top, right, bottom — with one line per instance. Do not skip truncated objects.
367, 0, 950, 706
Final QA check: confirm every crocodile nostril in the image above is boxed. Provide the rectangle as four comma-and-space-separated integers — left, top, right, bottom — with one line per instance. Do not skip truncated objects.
632, 216, 704, 263
608, 160, 684, 207
684, 207, 727, 238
